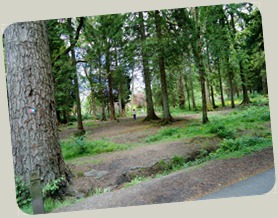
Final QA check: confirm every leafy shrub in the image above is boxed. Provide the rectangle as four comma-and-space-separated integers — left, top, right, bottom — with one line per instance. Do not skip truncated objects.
209, 123, 235, 139
42, 177, 67, 199
212, 136, 272, 157
73, 135, 88, 155
15, 177, 32, 208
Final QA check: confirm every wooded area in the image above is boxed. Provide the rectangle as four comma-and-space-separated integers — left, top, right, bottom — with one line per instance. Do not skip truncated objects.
46, 3, 266, 127
3, 3, 269, 213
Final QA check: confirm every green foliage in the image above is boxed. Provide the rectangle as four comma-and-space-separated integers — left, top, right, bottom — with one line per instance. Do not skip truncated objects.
61, 136, 130, 160
211, 136, 272, 158
42, 177, 67, 199
15, 177, 32, 208
208, 123, 236, 139
16, 176, 69, 213
146, 127, 180, 142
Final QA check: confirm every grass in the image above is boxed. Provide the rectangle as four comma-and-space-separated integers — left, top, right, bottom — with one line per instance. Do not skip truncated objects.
61, 136, 131, 160
20, 197, 80, 215
45, 94, 272, 211
145, 95, 271, 144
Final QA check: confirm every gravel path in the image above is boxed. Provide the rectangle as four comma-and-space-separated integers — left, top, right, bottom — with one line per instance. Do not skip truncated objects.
54, 147, 274, 213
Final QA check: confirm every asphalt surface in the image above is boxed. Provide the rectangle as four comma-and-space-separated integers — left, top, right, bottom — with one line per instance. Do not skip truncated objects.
198, 168, 276, 200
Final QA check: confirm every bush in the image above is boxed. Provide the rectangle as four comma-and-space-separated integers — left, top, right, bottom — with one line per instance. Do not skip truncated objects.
212, 136, 272, 157
15, 177, 32, 208
42, 177, 67, 199
209, 123, 235, 139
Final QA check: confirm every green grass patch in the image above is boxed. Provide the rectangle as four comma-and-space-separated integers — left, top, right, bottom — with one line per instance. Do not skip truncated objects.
61, 136, 131, 160
145, 103, 271, 144
210, 136, 272, 159
146, 127, 181, 142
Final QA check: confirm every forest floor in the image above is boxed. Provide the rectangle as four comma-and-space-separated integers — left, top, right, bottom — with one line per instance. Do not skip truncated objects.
54, 108, 275, 212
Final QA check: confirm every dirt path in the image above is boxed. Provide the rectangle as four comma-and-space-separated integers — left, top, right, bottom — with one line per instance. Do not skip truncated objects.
54, 109, 275, 213
62, 112, 219, 195
54, 147, 274, 212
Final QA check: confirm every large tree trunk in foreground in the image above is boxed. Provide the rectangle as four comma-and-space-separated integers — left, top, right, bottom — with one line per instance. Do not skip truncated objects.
5, 21, 69, 187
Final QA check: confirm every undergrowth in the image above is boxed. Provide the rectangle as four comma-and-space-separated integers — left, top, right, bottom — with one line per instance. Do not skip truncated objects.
61, 134, 131, 160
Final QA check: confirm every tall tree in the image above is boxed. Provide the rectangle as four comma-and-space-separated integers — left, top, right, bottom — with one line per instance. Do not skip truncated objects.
154, 10, 174, 123
138, 12, 160, 121
192, 7, 209, 123
4, 21, 70, 187
67, 18, 86, 133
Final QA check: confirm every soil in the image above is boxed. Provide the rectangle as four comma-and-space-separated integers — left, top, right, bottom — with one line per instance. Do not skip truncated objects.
54, 109, 275, 213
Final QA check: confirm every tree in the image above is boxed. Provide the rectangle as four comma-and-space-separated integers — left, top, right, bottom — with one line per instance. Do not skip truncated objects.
138, 12, 160, 121
154, 10, 175, 123
4, 21, 70, 188
47, 20, 75, 124
192, 7, 209, 123
66, 18, 86, 133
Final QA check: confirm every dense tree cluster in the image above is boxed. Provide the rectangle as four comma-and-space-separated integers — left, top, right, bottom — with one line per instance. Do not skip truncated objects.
47, 3, 266, 126
4, 3, 266, 189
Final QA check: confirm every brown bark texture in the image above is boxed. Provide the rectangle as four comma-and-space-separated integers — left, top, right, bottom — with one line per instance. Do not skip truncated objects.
4, 21, 68, 186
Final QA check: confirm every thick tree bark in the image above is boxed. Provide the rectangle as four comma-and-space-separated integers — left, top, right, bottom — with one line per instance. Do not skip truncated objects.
154, 10, 174, 123
5, 21, 70, 186
139, 12, 160, 121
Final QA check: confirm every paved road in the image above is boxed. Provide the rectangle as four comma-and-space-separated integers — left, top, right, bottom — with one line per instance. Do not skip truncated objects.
199, 168, 276, 200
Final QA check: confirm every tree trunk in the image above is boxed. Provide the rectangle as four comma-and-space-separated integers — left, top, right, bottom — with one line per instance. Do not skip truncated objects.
228, 71, 235, 108
205, 81, 213, 111
177, 75, 185, 109
98, 57, 107, 121
184, 75, 191, 110
67, 18, 85, 133
210, 85, 217, 109
91, 91, 97, 118
154, 10, 174, 123
189, 69, 197, 110
5, 21, 70, 187
218, 63, 225, 107
139, 12, 160, 121
106, 52, 117, 121
195, 8, 209, 123
239, 61, 251, 105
